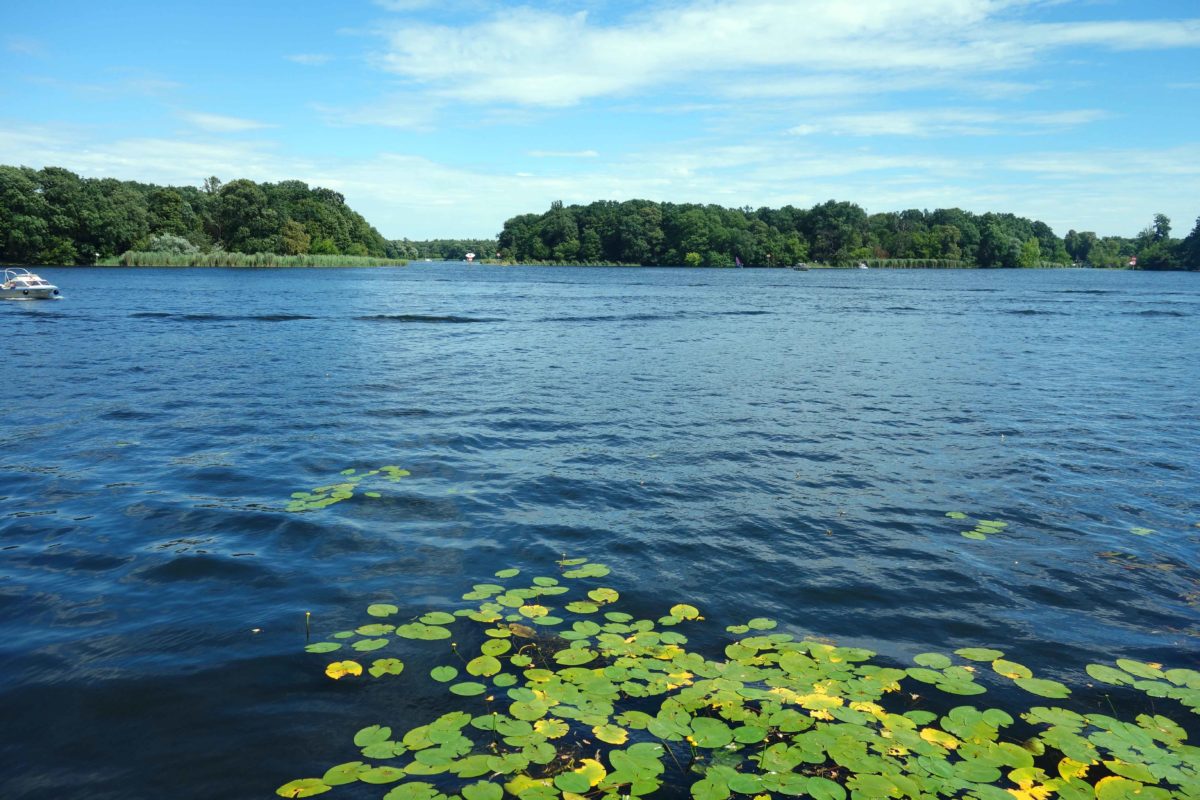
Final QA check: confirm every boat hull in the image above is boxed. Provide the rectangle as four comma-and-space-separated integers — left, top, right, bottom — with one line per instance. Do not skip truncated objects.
1, 287, 60, 300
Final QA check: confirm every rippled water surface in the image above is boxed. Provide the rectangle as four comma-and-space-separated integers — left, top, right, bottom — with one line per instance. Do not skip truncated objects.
2, 265, 1199, 798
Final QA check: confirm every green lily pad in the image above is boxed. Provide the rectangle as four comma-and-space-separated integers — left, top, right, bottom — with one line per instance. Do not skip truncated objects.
367, 658, 404, 677
955, 647, 1005, 661
450, 682, 488, 696
305, 642, 341, 654
495, 568, 521, 578
462, 781, 503, 800
1014, 677, 1071, 698
396, 623, 451, 640
276, 779, 332, 797
367, 604, 399, 618
914, 652, 952, 669
467, 655, 502, 677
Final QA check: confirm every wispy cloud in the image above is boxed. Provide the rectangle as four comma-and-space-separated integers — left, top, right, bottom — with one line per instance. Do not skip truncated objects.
312, 94, 441, 131
371, 1, 1200, 107
181, 111, 275, 133
786, 108, 1110, 137
286, 53, 333, 66
4, 36, 45, 56
528, 150, 599, 158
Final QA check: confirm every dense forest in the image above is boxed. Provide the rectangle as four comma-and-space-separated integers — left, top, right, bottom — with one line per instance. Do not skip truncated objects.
496, 200, 1200, 269
0, 165, 397, 264
3, 164, 1197, 269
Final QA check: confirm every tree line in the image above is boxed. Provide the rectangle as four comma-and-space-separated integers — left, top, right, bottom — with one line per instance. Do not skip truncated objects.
0, 165, 396, 265
495, 199, 1200, 269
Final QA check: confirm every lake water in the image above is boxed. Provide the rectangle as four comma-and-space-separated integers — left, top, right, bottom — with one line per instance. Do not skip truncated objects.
2, 264, 1198, 799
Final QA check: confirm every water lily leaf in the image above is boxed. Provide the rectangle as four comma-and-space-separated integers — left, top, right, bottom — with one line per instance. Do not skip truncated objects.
420, 612, 456, 625
462, 781, 503, 800
914, 652, 952, 669
593, 723, 629, 744
534, 718, 569, 738
1115, 659, 1163, 679
906, 667, 943, 684
563, 562, 610, 579
962, 531, 987, 540
690, 717, 734, 748
554, 648, 597, 666
356, 624, 395, 636
276, 779, 332, 797
305, 642, 341, 654
1014, 677, 1071, 698
555, 772, 592, 794
467, 655, 502, 677
588, 588, 619, 604
993, 659, 1033, 679
532, 576, 559, 587
352, 638, 390, 652
321, 762, 365, 786
1086, 663, 1135, 686
368, 604, 399, 618
518, 605, 549, 619
670, 604, 702, 620
1129, 527, 1155, 536
692, 775, 731, 800
946, 512, 968, 520
325, 661, 362, 680
746, 618, 776, 630
369, 658, 404, 677
354, 726, 393, 747
566, 601, 600, 614
955, 647, 1004, 661
430, 665, 459, 682
396, 623, 452, 640
481, 639, 512, 657
805, 777, 845, 800
383, 781, 439, 800
357, 766, 406, 785
450, 682, 487, 696
495, 568, 520, 578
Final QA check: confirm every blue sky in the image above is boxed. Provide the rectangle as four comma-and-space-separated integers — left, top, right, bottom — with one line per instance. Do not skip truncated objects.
1, 0, 1198, 240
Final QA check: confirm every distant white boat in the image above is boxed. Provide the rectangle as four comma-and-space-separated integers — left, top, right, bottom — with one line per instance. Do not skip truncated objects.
2, 268, 60, 300
858, 262, 869, 270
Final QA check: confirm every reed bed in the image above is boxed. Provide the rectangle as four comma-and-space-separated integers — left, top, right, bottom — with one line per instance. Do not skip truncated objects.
116, 251, 406, 268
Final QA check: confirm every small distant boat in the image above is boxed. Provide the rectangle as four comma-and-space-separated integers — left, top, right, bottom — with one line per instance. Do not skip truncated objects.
857, 262, 869, 270
735, 256, 744, 268
1, 268, 60, 300
791, 263, 809, 271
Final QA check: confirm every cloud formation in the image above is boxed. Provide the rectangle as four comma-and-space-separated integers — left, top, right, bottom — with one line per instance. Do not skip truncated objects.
372, 1, 1200, 106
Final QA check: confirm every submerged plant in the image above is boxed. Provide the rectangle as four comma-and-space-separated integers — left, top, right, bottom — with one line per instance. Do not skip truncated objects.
288, 466, 412, 512
280, 560, 1200, 800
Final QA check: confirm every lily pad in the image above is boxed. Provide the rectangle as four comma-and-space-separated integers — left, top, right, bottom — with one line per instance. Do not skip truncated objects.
276, 779, 332, 797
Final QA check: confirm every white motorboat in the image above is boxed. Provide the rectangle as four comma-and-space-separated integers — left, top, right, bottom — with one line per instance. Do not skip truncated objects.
1, 268, 61, 300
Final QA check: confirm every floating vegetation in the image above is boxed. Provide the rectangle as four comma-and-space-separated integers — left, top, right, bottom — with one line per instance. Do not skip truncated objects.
287, 466, 411, 512
946, 512, 1009, 541
1130, 528, 1156, 537
280, 560, 1200, 799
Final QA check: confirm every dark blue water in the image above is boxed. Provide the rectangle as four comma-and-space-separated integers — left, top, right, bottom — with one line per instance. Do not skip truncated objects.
2, 265, 1198, 799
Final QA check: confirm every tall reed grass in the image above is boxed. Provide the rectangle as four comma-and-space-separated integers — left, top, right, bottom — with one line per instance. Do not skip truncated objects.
116, 251, 406, 267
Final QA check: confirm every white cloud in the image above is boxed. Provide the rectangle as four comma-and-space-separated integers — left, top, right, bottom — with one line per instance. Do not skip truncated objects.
312, 94, 441, 131
787, 107, 1109, 137
286, 53, 333, 66
181, 112, 275, 133
528, 150, 599, 158
370, 1, 1200, 107
1, 119, 1196, 241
